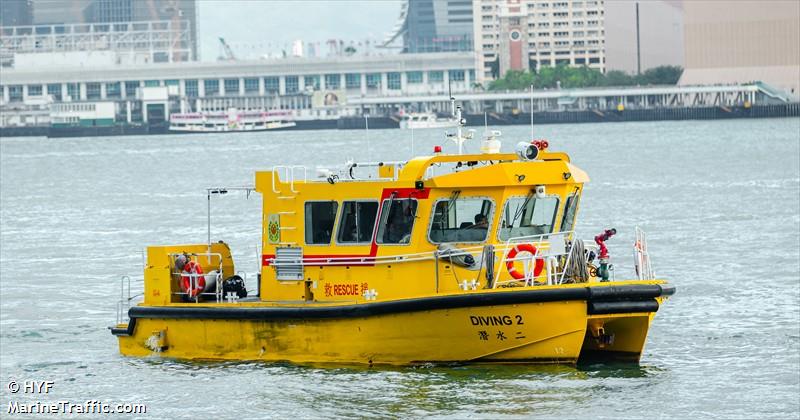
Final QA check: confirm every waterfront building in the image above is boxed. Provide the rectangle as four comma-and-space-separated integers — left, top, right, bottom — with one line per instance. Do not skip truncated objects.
0, 0, 33, 27
678, 0, 800, 100
0, 52, 478, 125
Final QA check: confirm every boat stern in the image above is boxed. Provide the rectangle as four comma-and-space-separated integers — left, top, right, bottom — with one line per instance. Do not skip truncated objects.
578, 282, 675, 363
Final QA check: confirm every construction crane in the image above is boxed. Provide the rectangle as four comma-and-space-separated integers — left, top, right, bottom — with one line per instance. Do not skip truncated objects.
218, 37, 236, 61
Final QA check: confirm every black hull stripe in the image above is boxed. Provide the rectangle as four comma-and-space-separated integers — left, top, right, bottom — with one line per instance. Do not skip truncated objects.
112, 284, 674, 336
588, 284, 664, 300
588, 299, 659, 315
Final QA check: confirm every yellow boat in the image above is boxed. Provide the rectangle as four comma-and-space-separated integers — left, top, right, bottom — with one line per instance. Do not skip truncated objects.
111, 114, 674, 366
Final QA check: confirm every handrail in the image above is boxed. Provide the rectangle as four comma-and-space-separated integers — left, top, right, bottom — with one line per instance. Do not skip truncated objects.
169, 252, 225, 302
268, 230, 659, 295
493, 231, 574, 288
344, 161, 407, 181
634, 226, 655, 280
290, 166, 306, 193
271, 166, 288, 193
272, 236, 577, 291
400, 152, 520, 182
271, 165, 307, 194
115, 275, 144, 324
268, 233, 574, 269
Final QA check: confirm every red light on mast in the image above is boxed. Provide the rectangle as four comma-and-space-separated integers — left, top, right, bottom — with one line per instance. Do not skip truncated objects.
531, 139, 549, 150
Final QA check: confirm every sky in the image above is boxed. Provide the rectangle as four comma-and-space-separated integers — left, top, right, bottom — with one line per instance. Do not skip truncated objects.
197, 0, 403, 61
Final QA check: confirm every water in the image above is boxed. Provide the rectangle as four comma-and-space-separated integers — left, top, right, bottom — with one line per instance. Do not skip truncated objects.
1, 118, 798, 419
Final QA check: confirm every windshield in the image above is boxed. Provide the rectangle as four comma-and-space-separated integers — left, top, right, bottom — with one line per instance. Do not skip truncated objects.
498, 195, 559, 240
429, 197, 493, 243
561, 193, 580, 233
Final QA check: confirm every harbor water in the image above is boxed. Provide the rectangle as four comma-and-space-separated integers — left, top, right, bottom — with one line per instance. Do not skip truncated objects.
1, 118, 798, 419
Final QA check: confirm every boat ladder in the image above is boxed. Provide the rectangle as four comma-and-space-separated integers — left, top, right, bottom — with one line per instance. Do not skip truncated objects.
270, 165, 306, 245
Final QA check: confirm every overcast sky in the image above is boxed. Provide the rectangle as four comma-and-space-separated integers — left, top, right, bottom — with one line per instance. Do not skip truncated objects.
197, 1, 403, 60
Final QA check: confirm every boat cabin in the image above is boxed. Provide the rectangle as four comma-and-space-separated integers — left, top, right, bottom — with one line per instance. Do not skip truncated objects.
253, 144, 588, 303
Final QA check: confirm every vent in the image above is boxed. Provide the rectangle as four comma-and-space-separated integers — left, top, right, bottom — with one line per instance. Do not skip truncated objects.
275, 247, 303, 281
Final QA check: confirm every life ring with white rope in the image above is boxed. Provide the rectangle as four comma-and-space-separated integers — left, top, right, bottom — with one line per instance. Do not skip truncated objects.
181, 260, 206, 298
505, 244, 544, 280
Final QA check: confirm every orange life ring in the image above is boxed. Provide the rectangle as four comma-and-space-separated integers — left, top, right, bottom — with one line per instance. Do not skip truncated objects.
505, 244, 544, 280
181, 260, 205, 297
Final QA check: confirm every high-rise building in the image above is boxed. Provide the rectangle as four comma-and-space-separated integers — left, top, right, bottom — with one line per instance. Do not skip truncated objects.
472, 0, 686, 83
604, 0, 683, 74
1, 0, 198, 65
383, 0, 474, 53
29, 0, 91, 25
130, 0, 198, 60
0, 0, 33, 27
473, 0, 607, 82
678, 0, 800, 98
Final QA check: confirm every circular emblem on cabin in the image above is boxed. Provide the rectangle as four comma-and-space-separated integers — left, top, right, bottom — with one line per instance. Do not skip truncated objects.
509, 30, 522, 41
267, 214, 280, 244
269, 222, 278, 237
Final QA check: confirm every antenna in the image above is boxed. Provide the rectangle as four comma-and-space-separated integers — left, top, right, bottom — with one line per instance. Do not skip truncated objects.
454, 103, 465, 154
448, 81, 455, 118
410, 126, 415, 158
445, 90, 468, 154
365, 114, 370, 162
530, 84, 534, 140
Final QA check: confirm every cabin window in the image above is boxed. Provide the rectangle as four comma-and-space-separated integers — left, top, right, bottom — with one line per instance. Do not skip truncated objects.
376, 199, 418, 244
429, 197, 494, 243
498, 195, 559, 240
337, 201, 379, 244
560, 193, 580, 233
304, 201, 338, 245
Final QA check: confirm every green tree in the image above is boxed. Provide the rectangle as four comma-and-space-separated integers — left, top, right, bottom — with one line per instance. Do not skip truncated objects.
639, 65, 683, 85
603, 70, 635, 86
487, 65, 683, 90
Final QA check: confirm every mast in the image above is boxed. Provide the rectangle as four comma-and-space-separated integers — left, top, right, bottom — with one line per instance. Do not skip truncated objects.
449, 98, 469, 155
365, 114, 370, 162
530, 83, 534, 140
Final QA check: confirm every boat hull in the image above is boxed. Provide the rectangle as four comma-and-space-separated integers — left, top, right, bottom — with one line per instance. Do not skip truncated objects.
114, 284, 672, 365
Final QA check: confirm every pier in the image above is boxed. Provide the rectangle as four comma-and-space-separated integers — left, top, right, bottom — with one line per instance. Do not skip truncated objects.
0, 55, 797, 137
